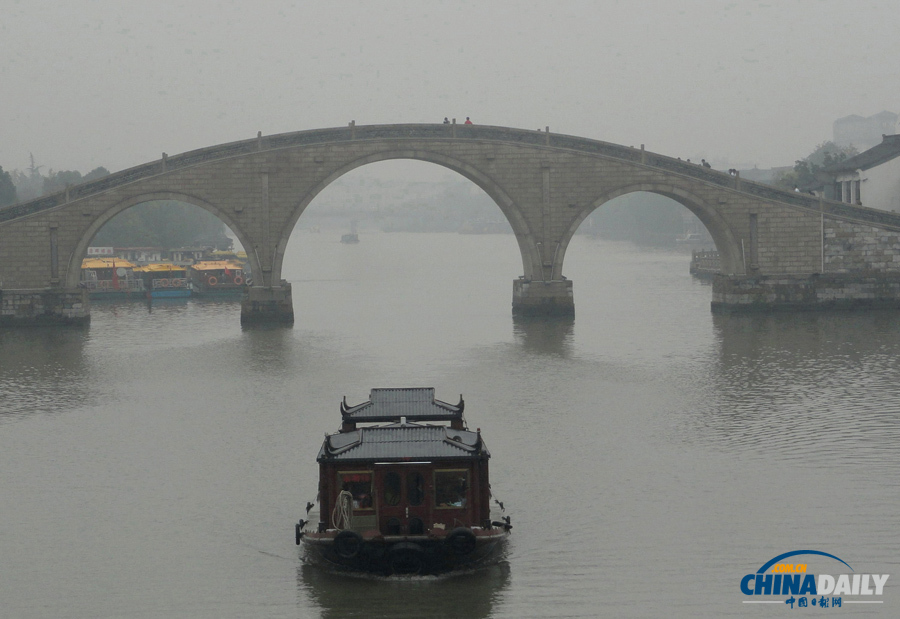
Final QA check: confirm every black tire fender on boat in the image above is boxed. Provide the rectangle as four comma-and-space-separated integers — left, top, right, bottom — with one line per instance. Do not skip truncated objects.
446, 527, 477, 555
388, 542, 425, 575
295, 523, 302, 545
334, 530, 363, 559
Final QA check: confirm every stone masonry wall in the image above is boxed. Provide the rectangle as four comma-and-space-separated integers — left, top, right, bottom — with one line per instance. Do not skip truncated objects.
824, 219, 900, 273
0, 289, 90, 326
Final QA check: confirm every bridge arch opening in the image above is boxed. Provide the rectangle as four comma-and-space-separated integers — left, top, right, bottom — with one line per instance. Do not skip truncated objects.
274, 150, 541, 283
280, 160, 521, 324
559, 186, 744, 282
67, 194, 250, 291
555, 190, 741, 312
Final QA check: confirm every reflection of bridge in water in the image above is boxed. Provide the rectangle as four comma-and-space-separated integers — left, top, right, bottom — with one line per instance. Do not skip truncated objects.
5, 123, 900, 325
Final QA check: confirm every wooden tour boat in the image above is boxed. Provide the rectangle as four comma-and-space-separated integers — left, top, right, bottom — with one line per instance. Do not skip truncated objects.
296, 388, 511, 575
188, 260, 247, 296
80, 258, 143, 298
134, 263, 191, 298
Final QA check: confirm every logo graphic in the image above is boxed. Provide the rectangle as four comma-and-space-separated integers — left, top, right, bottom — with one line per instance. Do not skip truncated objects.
740, 550, 889, 609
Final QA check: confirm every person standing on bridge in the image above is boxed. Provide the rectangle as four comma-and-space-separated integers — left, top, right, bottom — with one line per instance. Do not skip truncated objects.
443, 117, 450, 124
464, 117, 473, 125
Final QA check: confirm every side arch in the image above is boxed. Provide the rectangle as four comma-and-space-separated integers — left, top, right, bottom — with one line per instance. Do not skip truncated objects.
554, 183, 745, 280
65, 191, 257, 288
271, 149, 541, 281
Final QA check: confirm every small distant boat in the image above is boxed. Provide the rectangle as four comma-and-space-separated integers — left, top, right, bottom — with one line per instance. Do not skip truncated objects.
296, 388, 511, 576
341, 220, 360, 244
134, 263, 191, 298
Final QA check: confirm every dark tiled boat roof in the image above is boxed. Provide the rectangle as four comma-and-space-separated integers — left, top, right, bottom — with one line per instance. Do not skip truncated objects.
317, 422, 488, 462
341, 387, 464, 423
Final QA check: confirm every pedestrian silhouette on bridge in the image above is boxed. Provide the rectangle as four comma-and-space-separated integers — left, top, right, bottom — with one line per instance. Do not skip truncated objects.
464, 117, 473, 125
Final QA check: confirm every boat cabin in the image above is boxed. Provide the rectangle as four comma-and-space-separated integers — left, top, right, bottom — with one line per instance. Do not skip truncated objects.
188, 260, 246, 293
316, 388, 492, 537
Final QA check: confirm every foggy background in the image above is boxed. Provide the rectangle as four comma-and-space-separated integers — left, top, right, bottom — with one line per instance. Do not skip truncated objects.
1, 0, 897, 182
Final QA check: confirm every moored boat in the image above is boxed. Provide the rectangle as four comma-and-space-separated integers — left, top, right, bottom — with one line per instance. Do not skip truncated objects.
134, 263, 191, 298
296, 388, 511, 576
188, 260, 247, 296
80, 258, 143, 298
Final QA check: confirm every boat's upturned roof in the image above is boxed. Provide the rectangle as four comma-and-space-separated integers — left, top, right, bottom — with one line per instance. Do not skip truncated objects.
134, 263, 186, 273
190, 260, 244, 271
318, 421, 488, 462
341, 387, 464, 423
81, 258, 137, 269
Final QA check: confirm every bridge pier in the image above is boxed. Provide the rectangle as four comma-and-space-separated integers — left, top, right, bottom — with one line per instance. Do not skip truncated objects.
712, 273, 900, 312
512, 279, 575, 317
240, 283, 295, 326
0, 288, 90, 326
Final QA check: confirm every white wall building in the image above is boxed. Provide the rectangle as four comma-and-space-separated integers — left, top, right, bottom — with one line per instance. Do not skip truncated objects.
823, 134, 900, 213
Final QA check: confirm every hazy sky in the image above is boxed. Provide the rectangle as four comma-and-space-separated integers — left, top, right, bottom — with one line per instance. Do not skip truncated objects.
2, 0, 898, 178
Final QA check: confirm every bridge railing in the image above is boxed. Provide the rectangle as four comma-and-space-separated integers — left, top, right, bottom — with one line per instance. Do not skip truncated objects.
4, 123, 900, 231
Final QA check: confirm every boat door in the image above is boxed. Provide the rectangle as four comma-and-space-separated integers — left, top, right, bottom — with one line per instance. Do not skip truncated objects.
375, 465, 430, 535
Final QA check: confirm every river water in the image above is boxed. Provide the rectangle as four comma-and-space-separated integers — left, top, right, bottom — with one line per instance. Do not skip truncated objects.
1, 231, 899, 618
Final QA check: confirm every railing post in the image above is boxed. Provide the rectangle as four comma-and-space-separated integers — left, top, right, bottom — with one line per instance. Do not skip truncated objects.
452, 118, 457, 138
349, 120, 356, 139
640, 144, 646, 165
257, 131, 262, 151
545, 126, 550, 146
161, 152, 168, 172
820, 197, 825, 273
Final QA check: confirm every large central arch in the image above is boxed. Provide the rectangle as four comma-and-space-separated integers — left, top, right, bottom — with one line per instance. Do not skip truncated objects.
274, 149, 539, 281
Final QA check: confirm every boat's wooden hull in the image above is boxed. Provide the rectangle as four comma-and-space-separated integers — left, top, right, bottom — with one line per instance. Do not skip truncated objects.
299, 527, 508, 575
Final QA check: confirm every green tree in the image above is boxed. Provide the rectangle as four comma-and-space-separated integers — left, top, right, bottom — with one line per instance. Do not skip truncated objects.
774, 141, 858, 190
587, 192, 687, 245
0, 166, 17, 206
43, 166, 110, 194
83, 166, 110, 182
92, 200, 230, 249
11, 154, 45, 201
43, 169, 84, 194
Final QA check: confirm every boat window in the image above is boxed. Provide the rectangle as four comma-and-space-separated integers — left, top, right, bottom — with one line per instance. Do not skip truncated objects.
434, 470, 468, 508
407, 472, 425, 506
409, 517, 425, 535
386, 518, 401, 535
384, 472, 401, 506
339, 471, 373, 510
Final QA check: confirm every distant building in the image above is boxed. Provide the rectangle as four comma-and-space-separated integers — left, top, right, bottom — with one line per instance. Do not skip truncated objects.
115, 247, 163, 263
822, 134, 900, 212
833, 111, 898, 151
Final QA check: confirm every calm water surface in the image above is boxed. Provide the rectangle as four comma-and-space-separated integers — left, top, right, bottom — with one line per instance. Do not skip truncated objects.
1, 232, 899, 618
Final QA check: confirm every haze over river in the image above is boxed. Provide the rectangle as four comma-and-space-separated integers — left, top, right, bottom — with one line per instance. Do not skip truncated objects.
2, 231, 899, 618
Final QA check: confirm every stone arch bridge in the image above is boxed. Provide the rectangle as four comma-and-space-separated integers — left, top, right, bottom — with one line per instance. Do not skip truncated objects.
4, 123, 900, 325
